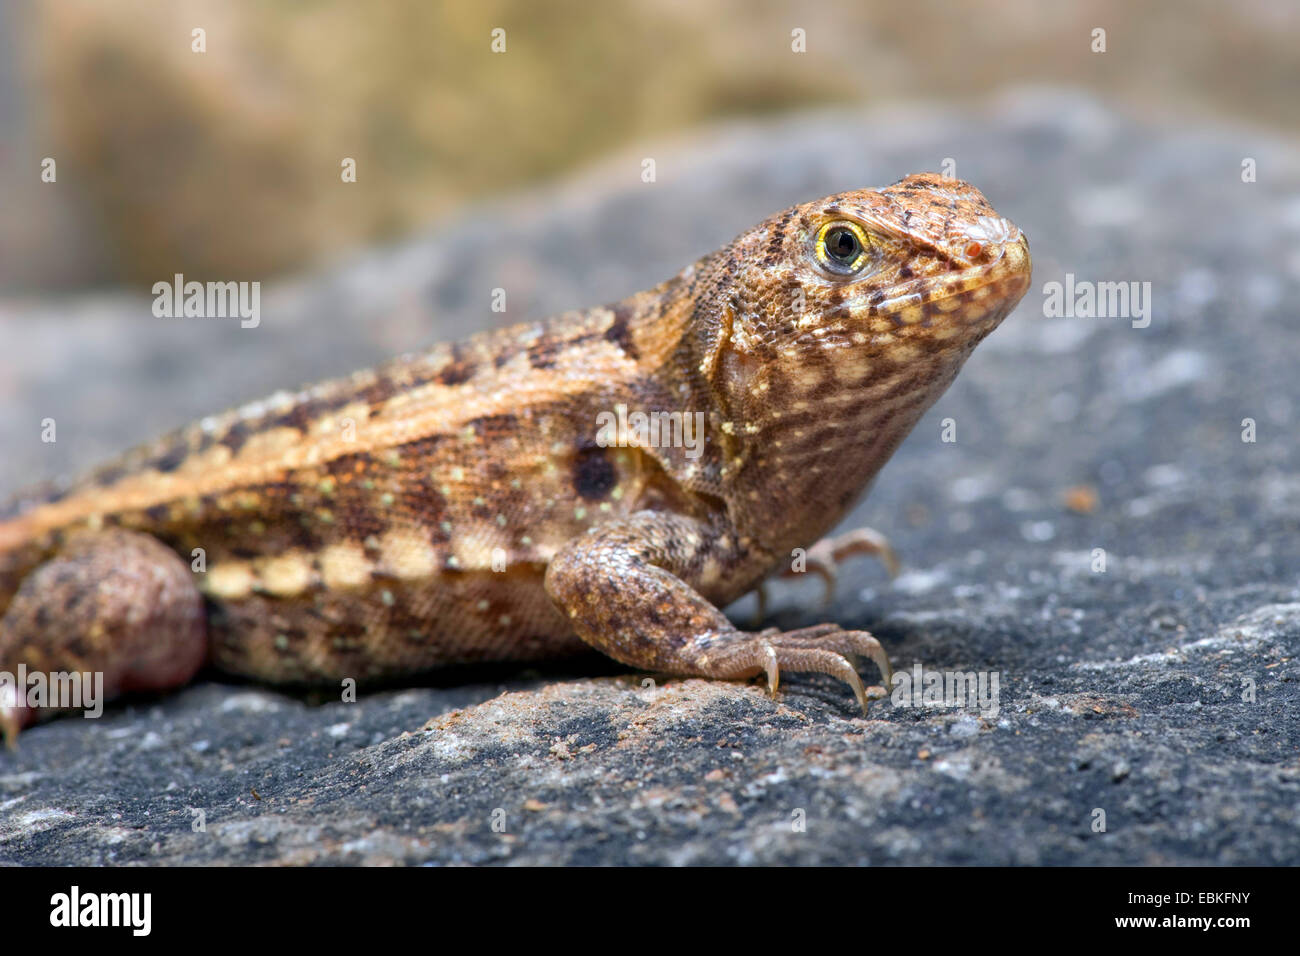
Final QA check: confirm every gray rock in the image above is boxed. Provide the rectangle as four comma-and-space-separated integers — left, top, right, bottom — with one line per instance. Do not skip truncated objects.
1, 88, 1297, 865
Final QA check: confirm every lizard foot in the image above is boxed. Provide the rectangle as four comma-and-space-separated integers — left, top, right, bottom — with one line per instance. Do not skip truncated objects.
754, 526, 900, 624
702, 624, 893, 716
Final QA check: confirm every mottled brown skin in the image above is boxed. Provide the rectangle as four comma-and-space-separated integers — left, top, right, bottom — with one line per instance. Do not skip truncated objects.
0, 173, 1031, 741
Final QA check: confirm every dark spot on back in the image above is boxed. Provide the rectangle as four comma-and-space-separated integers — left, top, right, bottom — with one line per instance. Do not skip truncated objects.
573, 447, 616, 500
339, 499, 389, 542
526, 337, 561, 370
93, 464, 128, 488
149, 443, 189, 474
288, 521, 324, 553
434, 344, 475, 385
325, 451, 376, 478
463, 414, 520, 443
220, 421, 252, 456
358, 376, 398, 408
604, 305, 639, 361
266, 398, 326, 434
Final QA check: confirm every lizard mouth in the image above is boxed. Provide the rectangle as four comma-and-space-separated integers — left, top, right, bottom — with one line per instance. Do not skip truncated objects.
861, 233, 1032, 329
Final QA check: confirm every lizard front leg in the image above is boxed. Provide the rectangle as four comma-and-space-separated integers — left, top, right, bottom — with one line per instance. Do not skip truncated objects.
0, 529, 207, 746
544, 511, 891, 713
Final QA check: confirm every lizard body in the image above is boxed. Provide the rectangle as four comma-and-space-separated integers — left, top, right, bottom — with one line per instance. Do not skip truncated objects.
0, 173, 1030, 740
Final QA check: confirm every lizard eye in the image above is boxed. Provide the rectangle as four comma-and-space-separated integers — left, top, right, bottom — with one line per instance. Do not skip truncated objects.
815, 221, 871, 275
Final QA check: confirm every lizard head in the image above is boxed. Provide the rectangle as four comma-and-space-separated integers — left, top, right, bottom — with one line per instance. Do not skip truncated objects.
695, 172, 1031, 543
707, 172, 1031, 391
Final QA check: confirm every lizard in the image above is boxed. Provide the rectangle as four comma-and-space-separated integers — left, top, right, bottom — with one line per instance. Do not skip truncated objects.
0, 173, 1030, 744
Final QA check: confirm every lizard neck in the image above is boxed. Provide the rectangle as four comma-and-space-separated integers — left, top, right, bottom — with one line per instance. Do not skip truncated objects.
701, 309, 990, 556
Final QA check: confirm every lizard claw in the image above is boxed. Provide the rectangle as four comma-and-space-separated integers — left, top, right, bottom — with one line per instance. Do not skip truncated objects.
829, 527, 902, 580
709, 625, 892, 716
805, 527, 901, 595
770, 526, 901, 614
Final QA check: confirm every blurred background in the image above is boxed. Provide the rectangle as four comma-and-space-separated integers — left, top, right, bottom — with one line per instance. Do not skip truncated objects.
2, 0, 1297, 292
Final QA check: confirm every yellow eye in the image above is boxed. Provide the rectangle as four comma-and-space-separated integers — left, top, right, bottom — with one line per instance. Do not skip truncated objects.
815, 221, 871, 275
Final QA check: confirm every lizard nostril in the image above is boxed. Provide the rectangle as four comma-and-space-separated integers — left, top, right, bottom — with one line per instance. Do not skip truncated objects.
964, 241, 984, 260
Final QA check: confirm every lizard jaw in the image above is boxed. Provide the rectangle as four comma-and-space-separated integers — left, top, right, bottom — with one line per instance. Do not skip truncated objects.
853, 231, 1032, 331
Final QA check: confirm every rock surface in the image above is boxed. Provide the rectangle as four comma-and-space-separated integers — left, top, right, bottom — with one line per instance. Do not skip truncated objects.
1, 89, 1298, 865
